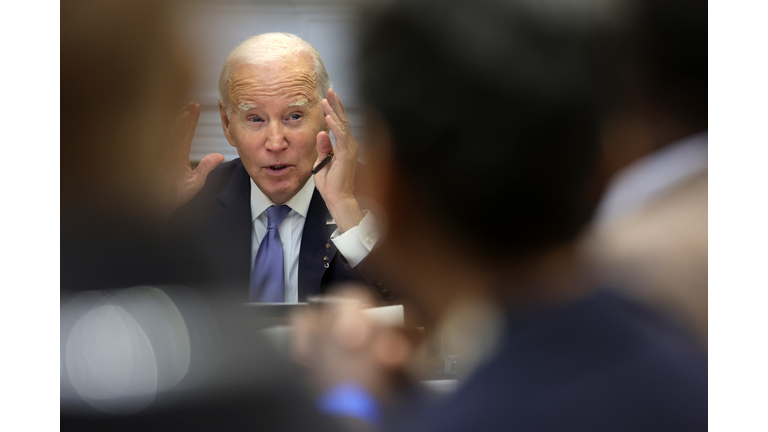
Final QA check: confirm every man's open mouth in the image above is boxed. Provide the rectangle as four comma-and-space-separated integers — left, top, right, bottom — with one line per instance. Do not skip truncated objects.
268, 165, 289, 171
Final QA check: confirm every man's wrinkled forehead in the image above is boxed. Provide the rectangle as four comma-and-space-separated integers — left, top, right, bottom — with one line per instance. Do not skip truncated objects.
228, 58, 319, 109
238, 98, 308, 112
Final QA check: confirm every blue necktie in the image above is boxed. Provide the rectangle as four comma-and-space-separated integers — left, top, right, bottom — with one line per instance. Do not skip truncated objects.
250, 205, 292, 302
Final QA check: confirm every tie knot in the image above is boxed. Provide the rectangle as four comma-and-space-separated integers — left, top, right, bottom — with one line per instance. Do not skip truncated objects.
266, 205, 292, 229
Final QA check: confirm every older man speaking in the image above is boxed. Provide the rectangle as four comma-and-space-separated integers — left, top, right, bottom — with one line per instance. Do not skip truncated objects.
170, 33, 385, 303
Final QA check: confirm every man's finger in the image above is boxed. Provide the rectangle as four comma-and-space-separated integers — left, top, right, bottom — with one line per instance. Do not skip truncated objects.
314, 131, 334, 176
322, 98, 342, 130
322, 91, 344, 130
316, 131, 333, 157
179, 100, 196, 115
194, 153, 225, 181
338, 94, 347, 116
321, 103, 341, 136
172, 111, 191, 161
322, 99, 350, 155
328, 90, 350, 132
181, 103, 202, 154
323, 111, 350, 156
330, 90, 347, 121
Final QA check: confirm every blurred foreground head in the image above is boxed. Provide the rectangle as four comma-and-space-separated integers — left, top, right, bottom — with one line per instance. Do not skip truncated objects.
631, 0, 707, 131
360, 0, 629, 262
358, 0, 631, 305
600, 0, 707, 174
61, 0, 189, 224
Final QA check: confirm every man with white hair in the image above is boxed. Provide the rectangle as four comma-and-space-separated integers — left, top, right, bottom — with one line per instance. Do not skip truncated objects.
170, 33, 389, 303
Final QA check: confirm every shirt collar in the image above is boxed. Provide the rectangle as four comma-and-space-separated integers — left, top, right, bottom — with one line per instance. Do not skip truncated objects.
594, 131, 708, 225
250, 175, 315, 222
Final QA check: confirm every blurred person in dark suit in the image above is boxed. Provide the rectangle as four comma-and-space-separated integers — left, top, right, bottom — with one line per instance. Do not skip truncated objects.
291, 0, 707, 430
168, 33, 391, 304
583, 0, 708, 344
60, 1, 348, 430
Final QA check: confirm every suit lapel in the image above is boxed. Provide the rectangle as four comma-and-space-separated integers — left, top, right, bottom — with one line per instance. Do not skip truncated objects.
212, 164, 337, 301
209, 161, 252, 289
298, 188, 337, 301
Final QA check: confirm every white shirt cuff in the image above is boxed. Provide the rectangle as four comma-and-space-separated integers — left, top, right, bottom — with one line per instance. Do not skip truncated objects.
330, 210, 379, 268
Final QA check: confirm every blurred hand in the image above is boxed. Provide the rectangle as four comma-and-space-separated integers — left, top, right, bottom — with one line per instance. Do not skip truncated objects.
170, 101, 225, 209
291, 285, 416, 402
314, 89, 364, 233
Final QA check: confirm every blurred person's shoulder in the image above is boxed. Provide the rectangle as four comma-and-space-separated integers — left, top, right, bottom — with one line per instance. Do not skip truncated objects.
586, 168, 708, 343
406, 289, 707, 432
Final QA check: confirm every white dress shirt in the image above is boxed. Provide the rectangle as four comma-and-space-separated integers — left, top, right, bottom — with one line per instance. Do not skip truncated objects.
250, 176, 378, 303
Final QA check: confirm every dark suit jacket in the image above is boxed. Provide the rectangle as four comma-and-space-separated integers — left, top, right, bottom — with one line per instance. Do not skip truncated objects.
393, 290, 707, 432
168, 158, 392, 302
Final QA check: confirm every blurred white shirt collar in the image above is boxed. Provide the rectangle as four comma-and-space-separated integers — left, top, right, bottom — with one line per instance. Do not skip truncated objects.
595, 131, 708, 225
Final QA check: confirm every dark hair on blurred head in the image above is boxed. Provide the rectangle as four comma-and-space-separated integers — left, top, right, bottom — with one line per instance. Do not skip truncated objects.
633, 0, 707, 127
359, 0, 630, 258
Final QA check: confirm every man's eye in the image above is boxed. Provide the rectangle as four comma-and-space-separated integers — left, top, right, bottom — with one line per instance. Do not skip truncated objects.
249, 117, 263, 123
289, 114, 302, 121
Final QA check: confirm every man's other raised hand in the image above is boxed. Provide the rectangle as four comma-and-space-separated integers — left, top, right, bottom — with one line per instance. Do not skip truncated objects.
170, 101, 225, 209
314, 89, 364, 233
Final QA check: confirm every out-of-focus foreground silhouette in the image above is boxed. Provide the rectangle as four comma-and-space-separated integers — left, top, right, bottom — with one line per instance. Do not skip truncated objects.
60, 1, 341, 430
291, 0, 707, 430
583, 0, 708, 345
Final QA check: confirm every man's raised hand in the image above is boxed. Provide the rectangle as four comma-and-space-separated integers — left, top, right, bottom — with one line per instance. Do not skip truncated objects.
314, 89, 364, 233
170, 101, 225, 209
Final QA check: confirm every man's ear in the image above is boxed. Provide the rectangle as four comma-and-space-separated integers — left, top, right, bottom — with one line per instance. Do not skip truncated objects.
218, 100, 237, 148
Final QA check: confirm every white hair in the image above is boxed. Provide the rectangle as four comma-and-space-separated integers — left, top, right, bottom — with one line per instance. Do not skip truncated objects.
218, 33, 331, 115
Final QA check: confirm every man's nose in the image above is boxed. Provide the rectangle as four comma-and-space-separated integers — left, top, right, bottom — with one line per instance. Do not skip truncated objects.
265, 121, 288, 151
